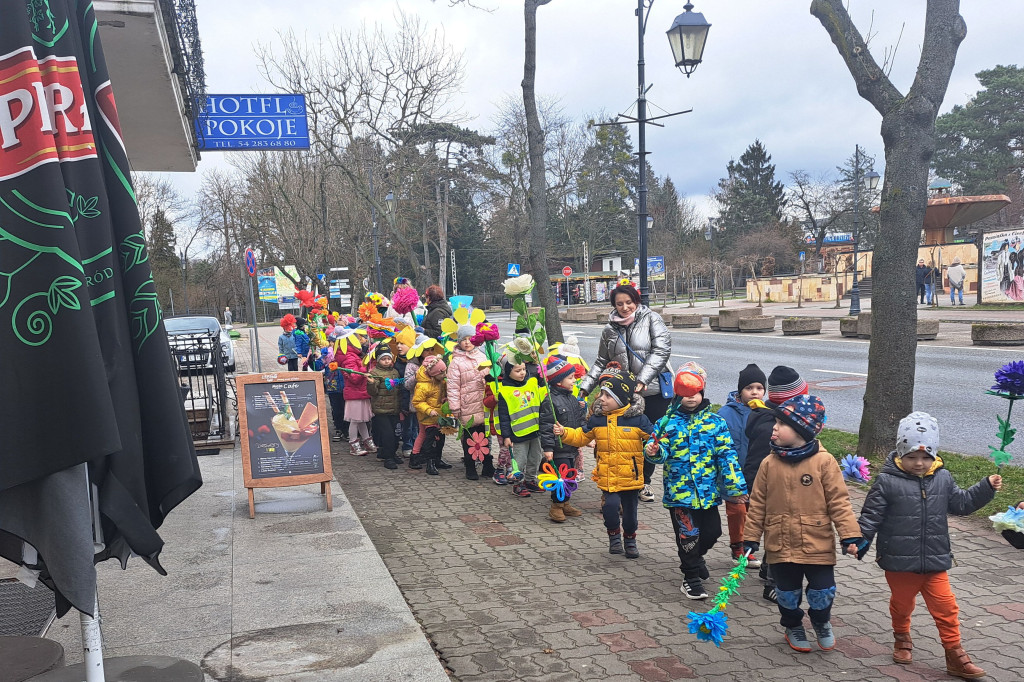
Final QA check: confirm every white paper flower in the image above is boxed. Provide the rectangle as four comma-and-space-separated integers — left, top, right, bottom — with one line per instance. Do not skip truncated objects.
503, 274, 535, 296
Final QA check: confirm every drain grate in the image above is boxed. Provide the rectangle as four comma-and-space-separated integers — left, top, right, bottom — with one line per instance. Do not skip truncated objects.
0, 578, 56, 637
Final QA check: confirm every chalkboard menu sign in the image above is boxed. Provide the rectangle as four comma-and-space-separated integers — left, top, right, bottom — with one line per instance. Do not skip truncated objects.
236, 372, 333, 518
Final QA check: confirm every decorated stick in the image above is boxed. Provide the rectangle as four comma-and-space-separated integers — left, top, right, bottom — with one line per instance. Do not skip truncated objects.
986, 361, 1024, 472
537, 461, 579, 501
686, 551, 752, 647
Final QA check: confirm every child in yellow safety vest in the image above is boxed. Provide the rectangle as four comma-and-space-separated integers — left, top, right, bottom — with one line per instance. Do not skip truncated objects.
497, 355, 554, 498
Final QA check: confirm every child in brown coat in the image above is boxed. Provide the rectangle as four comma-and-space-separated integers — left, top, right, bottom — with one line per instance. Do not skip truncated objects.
743, 395, 862, 654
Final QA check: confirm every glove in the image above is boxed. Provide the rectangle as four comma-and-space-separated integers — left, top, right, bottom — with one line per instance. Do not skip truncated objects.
855, 539, 871, 560
742, 541, 760, 556
840, 537, 865, 558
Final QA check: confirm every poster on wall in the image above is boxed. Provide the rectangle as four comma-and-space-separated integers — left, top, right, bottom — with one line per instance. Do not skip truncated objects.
981, 229, 1024, 303
276, 265, 300, 309
594, 281, 608, 302
236, 372, 333, 517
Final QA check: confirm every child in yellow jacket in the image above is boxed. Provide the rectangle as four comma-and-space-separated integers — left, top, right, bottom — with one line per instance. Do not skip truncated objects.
554, 362, 653, 558
413, 355, 449, 476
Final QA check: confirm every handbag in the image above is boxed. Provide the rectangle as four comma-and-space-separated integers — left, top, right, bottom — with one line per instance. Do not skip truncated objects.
614, 330, 674, 400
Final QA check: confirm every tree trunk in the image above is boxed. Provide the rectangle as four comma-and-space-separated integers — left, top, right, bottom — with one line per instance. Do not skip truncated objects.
522, 0, 562, 343
421, 218, 433, 285
811, 0, 966, 456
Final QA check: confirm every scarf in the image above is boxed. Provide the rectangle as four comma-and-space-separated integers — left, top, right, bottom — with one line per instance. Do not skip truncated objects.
771, 439, 820, 463
610, 309, 637, 326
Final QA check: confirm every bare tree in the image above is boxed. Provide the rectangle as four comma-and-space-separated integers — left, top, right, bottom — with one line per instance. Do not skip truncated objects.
811, 0, 967, 456
788, 170, 847, 259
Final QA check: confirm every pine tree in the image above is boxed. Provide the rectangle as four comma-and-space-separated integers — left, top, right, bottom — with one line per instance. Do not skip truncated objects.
715, 140, 787, 245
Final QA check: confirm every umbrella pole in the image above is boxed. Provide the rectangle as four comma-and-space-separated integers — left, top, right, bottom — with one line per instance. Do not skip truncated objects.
80, 592, 105, 681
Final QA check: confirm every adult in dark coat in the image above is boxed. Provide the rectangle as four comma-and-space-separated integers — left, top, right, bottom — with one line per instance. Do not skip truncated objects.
421, 285, 452, 340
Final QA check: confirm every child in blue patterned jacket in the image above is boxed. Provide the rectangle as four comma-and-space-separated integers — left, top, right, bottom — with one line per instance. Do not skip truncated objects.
645, 362, 747, 601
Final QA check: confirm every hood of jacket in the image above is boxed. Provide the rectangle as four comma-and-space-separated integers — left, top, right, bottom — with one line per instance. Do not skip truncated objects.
589, 393, 646, 420
886, 451, 944, 478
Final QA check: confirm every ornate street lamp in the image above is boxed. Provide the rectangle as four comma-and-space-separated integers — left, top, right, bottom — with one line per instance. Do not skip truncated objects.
666, 3, 711, 77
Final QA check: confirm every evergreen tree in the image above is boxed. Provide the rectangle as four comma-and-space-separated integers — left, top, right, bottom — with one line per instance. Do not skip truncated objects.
147, 208, 182, 312
575, 122, 638, 259
715, 139, 787, 245
934, 65, 1024, 195
834, 149, 882, 250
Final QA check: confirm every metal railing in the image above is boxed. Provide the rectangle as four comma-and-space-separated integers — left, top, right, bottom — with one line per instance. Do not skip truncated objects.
159, 0, 206, 153
169, 331, 229, 446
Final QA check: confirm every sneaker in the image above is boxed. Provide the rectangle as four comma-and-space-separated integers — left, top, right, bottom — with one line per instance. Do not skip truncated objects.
812, 621, 835, 651
639, 484, 655, 502
492, 468, 508, 485
763, 584, 778, 604
511, 483, 531, 498
744, 554, 762, 568
608, 533, 624, 555
331, 434, 343, 442
682, 580, 708, 600
384, 459, 398, 470
508, 469, 525, 484
785, 626, 813, 653
524, 478, 543, 493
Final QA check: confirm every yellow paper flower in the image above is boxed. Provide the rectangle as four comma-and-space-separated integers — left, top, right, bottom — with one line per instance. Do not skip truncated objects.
441, 306, 487, 338
333, 328, 366, 355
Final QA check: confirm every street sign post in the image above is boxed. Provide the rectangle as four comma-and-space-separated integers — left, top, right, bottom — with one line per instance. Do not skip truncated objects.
562, 266, 573, 277
245, 248, 257, 277
243, 248, 261, 371
507, 263, 520, 277
562, 267, 573, 307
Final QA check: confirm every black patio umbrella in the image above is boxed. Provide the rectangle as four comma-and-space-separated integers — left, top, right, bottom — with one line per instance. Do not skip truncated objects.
0, 0, 202, 617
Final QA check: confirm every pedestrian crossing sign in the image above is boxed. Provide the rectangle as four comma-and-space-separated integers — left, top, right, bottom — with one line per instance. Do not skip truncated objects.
507, 263, 520, 277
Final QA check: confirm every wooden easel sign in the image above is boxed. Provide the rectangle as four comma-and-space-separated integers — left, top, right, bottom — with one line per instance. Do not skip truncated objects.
236, 372, 334, 518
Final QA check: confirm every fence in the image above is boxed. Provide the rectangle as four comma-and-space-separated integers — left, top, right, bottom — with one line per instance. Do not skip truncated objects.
169, 331, 232, 451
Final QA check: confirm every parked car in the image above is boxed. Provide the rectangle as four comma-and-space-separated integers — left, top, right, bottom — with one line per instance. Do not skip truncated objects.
165, 316, 235, 373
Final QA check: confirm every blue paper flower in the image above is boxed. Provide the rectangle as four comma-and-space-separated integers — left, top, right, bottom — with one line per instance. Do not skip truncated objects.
991, 506, 1024, 533
992, 361, 1024, 397
687, 610, 729, 647
840, 454, 871, 483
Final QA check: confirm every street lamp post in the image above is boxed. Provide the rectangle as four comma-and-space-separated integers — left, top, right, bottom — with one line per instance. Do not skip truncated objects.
848, 144, 880, 316
618, 1, 709, 307
179, 250, 189, 314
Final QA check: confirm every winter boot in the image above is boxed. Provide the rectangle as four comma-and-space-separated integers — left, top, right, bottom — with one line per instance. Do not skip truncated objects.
624, 534, 639, 559
480, 455, 495, 478
561, 499, 582, 517
549, 502, 566, 523
425, 458, 439, 476
408, 452, 423, 470
349, 440, 368, 456
362, 438, 377, 454
945, 646, 986, 679
464, 455, 479, 480
608, 530, 624, 554
384, 457, 398, 470
892, 632, 912, 664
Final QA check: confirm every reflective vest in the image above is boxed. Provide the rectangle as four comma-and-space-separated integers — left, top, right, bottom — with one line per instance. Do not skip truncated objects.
497, 377, 546, 438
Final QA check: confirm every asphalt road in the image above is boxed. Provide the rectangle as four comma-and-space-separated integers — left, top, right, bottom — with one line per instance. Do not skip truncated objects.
552, 322, 1021, 463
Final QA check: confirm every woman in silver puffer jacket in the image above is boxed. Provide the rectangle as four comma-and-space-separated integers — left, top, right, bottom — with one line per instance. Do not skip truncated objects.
579, 283, 672, 501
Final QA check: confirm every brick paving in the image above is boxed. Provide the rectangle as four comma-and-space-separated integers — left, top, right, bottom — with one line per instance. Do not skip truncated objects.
333, 443, 1024, 681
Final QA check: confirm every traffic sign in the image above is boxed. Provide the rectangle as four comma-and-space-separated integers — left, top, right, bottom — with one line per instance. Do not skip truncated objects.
244, 248, 256, 277
507, 263, 520, 277
799, 251, 806, 262
562, 266, 573, 277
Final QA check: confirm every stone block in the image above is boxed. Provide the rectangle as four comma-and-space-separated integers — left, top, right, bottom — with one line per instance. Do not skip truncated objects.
917, 319, 940, 341
972, 323, 1024, 346
709, 315, 720, 330
857, 312, 872, 339
839, 317, 859, 337
738, 316, 776, 333
670, 314, 703, 328
782, 317, 822, 336
717, 307, 762, 331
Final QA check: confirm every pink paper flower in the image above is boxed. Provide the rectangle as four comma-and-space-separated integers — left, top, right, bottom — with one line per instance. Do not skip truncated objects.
467, 431, 490, 461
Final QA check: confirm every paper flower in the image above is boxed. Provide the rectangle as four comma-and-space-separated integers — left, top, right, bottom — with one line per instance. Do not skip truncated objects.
990, 506, 1024, 533
537, 461, 579, 501
277, 354, 288, 365
467, 431, 490, 461
503, 274, 535, 296
840, 454, 871, 483
687, 610, 728, 647
294, 290, 316, 308
441, 306, 487, 340
992, 361, 1024, 396
986, 362, 1024, 469
280, 313, 297, 331
392, 287, 421, 315
328, 362, 339, 371
471, 321, 500, 345
687, 553, 750, 646
358, 301, 378, 322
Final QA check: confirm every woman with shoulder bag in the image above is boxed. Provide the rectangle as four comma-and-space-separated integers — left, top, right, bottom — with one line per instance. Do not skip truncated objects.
579, 282, 672, 502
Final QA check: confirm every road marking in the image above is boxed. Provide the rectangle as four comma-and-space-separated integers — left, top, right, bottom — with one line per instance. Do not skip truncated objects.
813, 369, 868, 377
672, 353, 701, 359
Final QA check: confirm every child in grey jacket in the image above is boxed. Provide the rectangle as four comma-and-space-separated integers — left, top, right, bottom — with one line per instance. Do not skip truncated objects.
857, 412, 1001, 680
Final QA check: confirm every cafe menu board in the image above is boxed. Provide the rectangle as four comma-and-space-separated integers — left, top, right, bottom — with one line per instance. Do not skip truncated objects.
236, 372, 333, 517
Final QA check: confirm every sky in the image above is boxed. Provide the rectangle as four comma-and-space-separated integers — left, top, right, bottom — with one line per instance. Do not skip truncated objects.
159, 0, 1024, 218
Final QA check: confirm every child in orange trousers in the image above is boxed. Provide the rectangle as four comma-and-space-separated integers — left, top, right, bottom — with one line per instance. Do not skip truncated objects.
857, 412, 1001, 680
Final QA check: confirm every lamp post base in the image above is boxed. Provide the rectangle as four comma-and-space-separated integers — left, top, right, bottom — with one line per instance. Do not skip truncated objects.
849, 285, 861, 316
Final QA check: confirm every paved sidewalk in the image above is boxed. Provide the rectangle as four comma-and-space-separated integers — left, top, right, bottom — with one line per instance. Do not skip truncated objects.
42, 443, 448, 681
337, 444, 1024, 681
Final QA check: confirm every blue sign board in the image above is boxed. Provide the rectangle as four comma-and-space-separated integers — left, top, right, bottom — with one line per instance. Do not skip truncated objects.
507, 263, 520, 277
196, 94, 310, 150
244, 248, 257, 276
